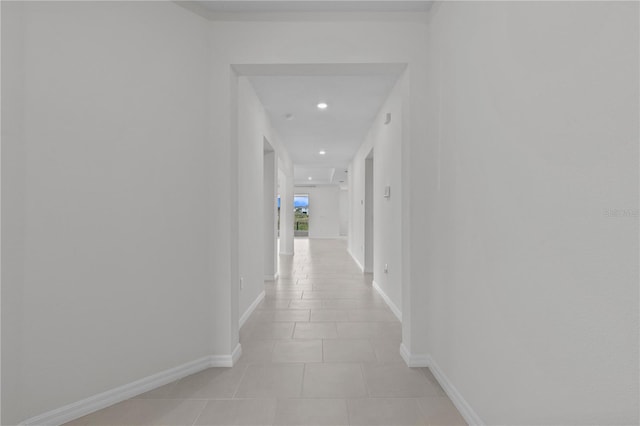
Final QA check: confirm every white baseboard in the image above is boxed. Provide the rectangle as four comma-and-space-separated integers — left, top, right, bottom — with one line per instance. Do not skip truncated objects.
397, 347, 484, 426
427, 354, 485, 426
264, 273, 278, 281
210, 343, 242, 368
19, 354, 232, 426
372, 280, 402, 321
347, 248, 364, 272
239, 290, 265, 328
399, 343, 430, 367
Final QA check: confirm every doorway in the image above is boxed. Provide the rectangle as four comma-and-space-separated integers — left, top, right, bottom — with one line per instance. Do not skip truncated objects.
294, 194, 310, 237
264, 140, 278, 281
364, 149, 374, 273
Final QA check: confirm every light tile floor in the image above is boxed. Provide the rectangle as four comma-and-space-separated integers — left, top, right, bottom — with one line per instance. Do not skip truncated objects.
67, 239, 466, 425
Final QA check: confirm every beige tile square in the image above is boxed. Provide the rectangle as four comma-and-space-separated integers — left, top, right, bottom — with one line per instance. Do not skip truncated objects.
194, 399, 277, 425
363, 363, 442, 397
274, 399, 349, 426
235, 363, 304, 398
293, 322, 338, 339
238, 339, 276, 364
257, 299, 292, 310
310, 309, 350, 322
323, 299, 385, 310
302, 363, 367, 398
348, 398, 427, 425
265, 290, 303, 300
370, 339, 405, 364
272, 340, 323, 363
66, 399, 207, 426
273, 309, 310, 322
254, 310, 310, 322
323, 339, 377, 363
289, 299, 324, 309
377, 321, 403, 342
336, 322, 380, 339
244, 322, 295, 340
348, 309, 398, 322
168, 366, 247, 399
417, 397, 467, 425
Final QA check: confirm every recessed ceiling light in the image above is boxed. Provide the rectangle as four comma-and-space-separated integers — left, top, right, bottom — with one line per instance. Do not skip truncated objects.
308, 177, 313, 181
319, 150, 326, 155
317, 102, 328, 110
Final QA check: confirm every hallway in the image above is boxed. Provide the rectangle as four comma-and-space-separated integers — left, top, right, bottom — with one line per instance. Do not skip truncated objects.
66, 239, 465, 425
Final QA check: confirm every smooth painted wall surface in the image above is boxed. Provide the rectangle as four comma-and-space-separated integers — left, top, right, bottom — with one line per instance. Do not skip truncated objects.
300, 186, 341, 239
349, 77, 403, 314
339, 189, 349, 236
278, 168, 295, 256
237, 77, 293, 318
1, 2, 27, 422
420, 2, 639, 424
1, 2, 214, 423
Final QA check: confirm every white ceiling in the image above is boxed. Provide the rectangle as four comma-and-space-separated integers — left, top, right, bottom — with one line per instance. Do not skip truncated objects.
194, 1, 433, 14
248, 73, 401, 186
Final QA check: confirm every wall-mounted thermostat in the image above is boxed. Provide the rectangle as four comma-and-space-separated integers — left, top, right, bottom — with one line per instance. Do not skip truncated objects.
383, 186, 391, 198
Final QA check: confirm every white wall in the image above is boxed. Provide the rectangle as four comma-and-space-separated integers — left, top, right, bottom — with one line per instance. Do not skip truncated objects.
1, 2, 26, 422
1, 2, 214, 424
263, 150, 277, 280
338, 188, 349, 236
236, 77, 293, 321
279, 168, 295, 255
299, 186, 341, 239
418, 2, 639, 424
349, 76, 404, 315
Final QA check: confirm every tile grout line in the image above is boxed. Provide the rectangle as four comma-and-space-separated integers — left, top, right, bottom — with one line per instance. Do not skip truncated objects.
300, 363, 307, 398
189, 400, 209, 426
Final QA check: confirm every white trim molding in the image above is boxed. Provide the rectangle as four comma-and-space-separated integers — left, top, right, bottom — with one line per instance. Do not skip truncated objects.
399, 343, 430, 367
210, 343, 242, 368
263, 273, 278, 281
19, 355, 229, 426
426, 354, 485, 426
372, 280, 402, 321
347, 247, 364, 272
397, 346, 485, 426
239, 290, 265, 328
210, 343, 242, 367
